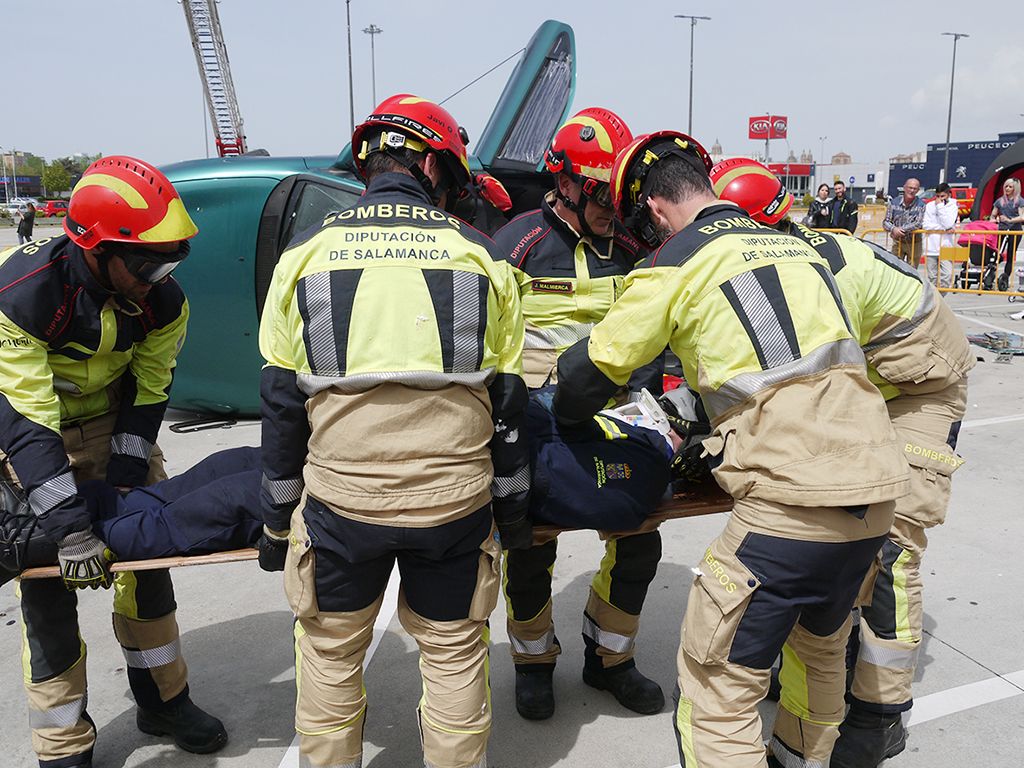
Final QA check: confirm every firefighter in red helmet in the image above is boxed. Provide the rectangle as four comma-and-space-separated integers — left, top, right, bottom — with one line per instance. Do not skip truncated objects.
259, 94, 530, 768
714, 158, 973, 768
0, 156, 226, 767
492, 108, 666, 721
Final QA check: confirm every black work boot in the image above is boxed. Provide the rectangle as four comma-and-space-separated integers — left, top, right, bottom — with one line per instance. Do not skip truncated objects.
0, 481, 57, 586
830, 710, 907, 768
515, 663, 555, 720
582, 661, 665, 714
137, 696, 228, 754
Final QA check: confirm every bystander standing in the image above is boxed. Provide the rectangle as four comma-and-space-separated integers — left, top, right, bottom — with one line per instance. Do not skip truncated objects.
991, 178, 1024, 291
830, 181, 859, 233
16, 202, 35, 244
924, 182, 959, 288
883, 177, 926, 265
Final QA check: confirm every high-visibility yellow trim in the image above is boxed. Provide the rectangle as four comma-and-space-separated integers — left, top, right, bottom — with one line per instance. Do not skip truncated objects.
138, 197, 198, 243
779, 642, 810, 720
398, 96, 430, 105
779, 642, 842, 725
594, 415, 625, 440
591, 539, 617, 604
577, 164, 612, 183
293, 620, 305, 694
482, 624, 492, 710
113, 571, 141, 620
295, 704, 367, 736
565, 116, 614, 153
73, 174, 149, 209
892, 548, 915, 643
674, 694, 699, 767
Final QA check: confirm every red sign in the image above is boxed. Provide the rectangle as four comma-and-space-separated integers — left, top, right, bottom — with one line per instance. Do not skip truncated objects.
768, 163, 811, 176
748, 115, 770, 140
748, 115, 789, 140
770, 115, 788, 139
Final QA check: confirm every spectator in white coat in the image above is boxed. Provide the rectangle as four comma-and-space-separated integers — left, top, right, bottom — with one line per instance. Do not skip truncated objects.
924, 183, 959, 288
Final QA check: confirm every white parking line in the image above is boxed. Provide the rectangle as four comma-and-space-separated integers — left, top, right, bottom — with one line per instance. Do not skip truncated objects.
956, 313, 1018, 334
276, 568, 402, 768
907, 673, 1024, 726
658, 669, 1024, 768
961, 414, 1024, 430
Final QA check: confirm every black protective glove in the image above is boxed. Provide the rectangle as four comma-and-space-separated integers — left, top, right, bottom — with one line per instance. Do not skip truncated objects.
57, 530, 115, 590
670, 432, 713, 484
497, 516, 534, 551
659, 387, 714, 486
257, 526, 289, 572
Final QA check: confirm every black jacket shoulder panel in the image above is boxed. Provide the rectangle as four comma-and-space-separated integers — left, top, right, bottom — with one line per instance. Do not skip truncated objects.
650, 204, 770, 268
493, 209, 549, 268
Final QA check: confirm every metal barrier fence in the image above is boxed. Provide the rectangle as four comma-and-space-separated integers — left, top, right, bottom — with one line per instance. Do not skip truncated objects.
859, 227, 1024, 299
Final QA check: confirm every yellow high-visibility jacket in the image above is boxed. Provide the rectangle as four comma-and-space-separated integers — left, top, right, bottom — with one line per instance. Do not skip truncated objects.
258, 173, 529, 531
493, 195, 646, 387
0, 236, 187, 540
555, 203, 909, 508
784, 223, 974, 400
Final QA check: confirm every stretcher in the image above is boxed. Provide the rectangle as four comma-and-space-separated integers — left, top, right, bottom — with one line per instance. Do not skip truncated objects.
19, 483, 733, 580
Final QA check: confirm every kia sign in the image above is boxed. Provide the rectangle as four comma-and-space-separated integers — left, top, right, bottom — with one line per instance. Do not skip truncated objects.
749, 115, 788, 140
748, 116, 770, 140
770, 116, 787, 139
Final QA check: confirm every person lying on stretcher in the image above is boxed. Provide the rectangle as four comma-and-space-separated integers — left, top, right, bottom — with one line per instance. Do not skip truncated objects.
0, 388, 710, 585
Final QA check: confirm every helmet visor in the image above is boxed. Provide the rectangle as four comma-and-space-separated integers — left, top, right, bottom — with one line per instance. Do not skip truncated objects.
115, 241, 190, 284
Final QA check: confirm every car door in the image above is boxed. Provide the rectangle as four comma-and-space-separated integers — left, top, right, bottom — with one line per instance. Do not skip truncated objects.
255, 173, 362, 316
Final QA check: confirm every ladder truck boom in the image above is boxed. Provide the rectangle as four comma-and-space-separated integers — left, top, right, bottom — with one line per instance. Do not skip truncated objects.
182, 0, 247, 157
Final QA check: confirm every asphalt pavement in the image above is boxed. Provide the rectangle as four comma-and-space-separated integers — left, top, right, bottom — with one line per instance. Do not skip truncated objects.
0, 225, 1022, 767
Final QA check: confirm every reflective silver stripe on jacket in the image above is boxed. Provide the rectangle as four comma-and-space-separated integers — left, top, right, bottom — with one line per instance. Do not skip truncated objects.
508, 627, 556, 657
122, 638, 181, 669
491, 465, 530, 498
582, 614, 634, 654
110, 433, 154, 461
702, 339, 865, 419
28, 471, 76, 516
302, 271, 340, 374
769, 737, 828, 768
298, 369, 495, 397
452, 271, 483, 373
525, 322, 593, 351
28, 696, 86, 730
727, 270, 799, 369
858, 635, 920, 670
262, 474, 305, 506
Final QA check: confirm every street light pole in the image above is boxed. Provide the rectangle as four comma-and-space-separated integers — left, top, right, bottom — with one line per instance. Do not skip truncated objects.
0, 148, 9, 203
346, 0, 355, 134
363, 24, 383, 106
674, 14, 711, 135
941, 32, 968, 184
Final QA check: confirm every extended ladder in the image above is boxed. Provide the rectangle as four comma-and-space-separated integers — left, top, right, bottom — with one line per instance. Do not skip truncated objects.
181, 0, 247, 157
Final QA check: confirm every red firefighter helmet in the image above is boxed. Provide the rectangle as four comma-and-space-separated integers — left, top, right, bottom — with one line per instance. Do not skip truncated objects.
609, 131, 712, 246
710, 157, 793, 225
544, 107, 633, 184
351, 94, 471, 191
64, 156, 198, 250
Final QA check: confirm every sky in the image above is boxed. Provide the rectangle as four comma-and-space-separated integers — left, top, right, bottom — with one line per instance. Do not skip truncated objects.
3, 1, 1022, 167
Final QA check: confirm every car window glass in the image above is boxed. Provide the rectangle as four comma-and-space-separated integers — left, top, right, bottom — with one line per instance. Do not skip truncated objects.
284, 182, 360, 247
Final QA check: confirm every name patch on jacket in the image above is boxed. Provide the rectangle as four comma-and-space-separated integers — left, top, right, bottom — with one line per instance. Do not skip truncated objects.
531, 280, 574, 295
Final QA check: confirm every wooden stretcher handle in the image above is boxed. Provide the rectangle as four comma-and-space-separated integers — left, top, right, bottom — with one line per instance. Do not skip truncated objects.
19, 548, 259, 581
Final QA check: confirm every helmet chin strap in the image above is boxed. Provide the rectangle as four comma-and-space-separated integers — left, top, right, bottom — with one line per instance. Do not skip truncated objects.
555, 186, 600, 238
